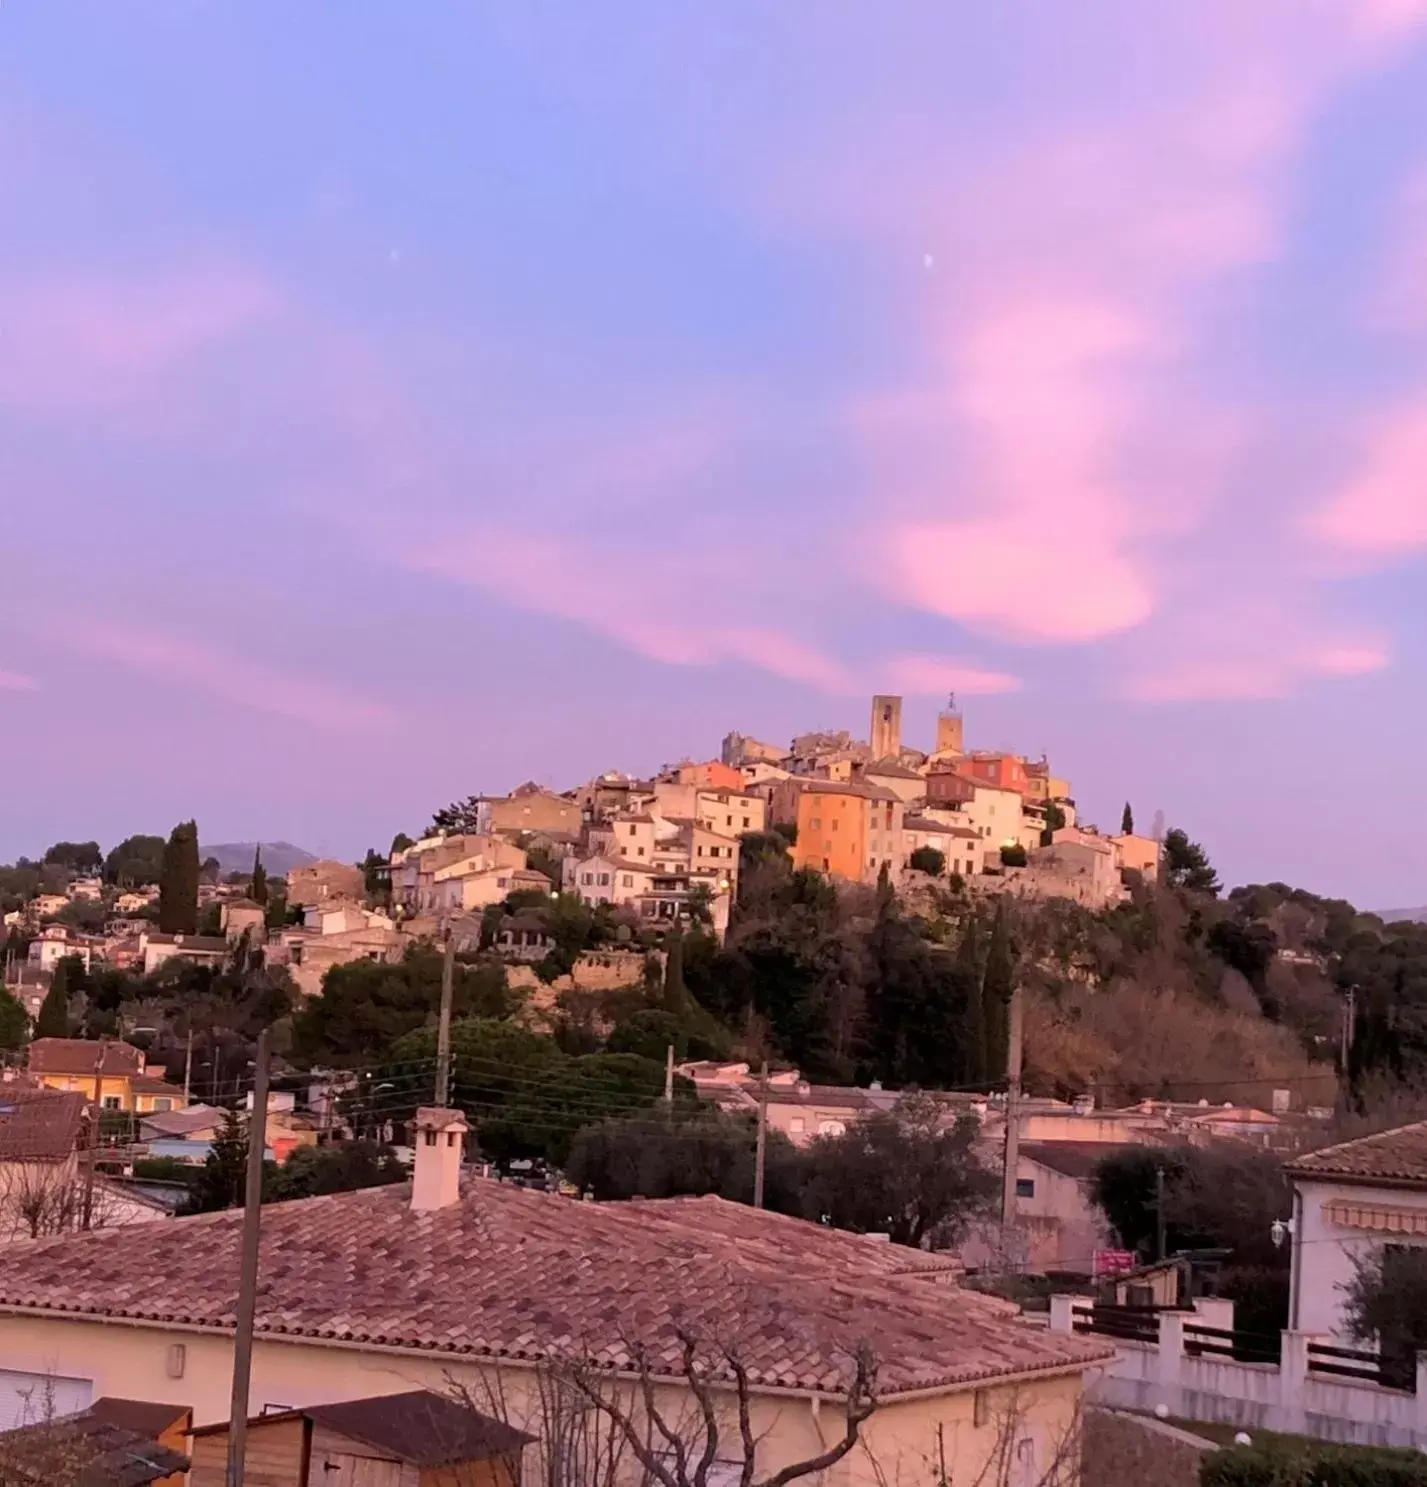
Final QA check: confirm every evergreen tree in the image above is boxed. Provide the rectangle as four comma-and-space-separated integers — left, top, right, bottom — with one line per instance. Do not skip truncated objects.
1121, 802, 1135, 836
0, 989, 26, 1050
982, 901, 1015, 1083
250, 846, 269, 907
184, 1107, 252, 1213
34, 967, 72, 1038
661, 928, 687, 1013
158, 820, 200, 934
955, 914, 986, 1085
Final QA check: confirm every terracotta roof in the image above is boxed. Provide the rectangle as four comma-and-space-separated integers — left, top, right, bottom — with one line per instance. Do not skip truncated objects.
867, 758, 924, 780
27, 1038, 145, 1079
129, 1076, 186, 1098
192, 1391, 533, 1466
0, 1087, 86, 1162
0, 1182, 1108, 1397
1020, 1142, 1122, 1181
142, 934, 228, 951
1286, 1121, 1427, 1187
140, 1105, 222, 1139
799, 780, 900, 804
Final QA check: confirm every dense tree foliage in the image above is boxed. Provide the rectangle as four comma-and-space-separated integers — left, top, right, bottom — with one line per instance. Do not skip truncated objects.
158, 820, 200, 934
0, 989, 27, 1050
909, 846, 945, 876
43, 841, 102, 873
103, 834, 166, 887
1163, 828, 1221, 896
290, 949, 513, 1066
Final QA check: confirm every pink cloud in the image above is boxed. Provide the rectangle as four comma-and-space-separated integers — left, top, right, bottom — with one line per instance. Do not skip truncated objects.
1124, 605, 1390, 701
0, 265, 279, 416
880, 654, 1021, 697
1368, 171, 1427, 333
0, 670, 38, 691
60, 622, 392, 728
1310, 401, 1427, 557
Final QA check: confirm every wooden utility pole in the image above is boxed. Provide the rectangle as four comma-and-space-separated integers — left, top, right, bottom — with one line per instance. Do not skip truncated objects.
1155, 1162, 1168, 1263
999, 986, 1024, 1248
226, 1028, 271, 1487
663, 1044, 675, 1126
183, 1028, 194, 1105
435, 931, 455, 1108
82, 1043, 106, 1231
1341, 985, 1358, 1076
753, 1060, 769, 1209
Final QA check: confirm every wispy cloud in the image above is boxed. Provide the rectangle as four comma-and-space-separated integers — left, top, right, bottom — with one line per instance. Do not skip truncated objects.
0, 670, 38, 692
1309, 400, 1427, 559
60, 622, 392, 729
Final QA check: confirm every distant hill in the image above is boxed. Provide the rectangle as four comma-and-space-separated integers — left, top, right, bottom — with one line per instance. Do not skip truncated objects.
201, 841, 319, 878
1376, 908, 1427, 924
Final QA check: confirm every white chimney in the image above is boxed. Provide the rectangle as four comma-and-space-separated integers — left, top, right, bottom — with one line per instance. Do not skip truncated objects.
412, 1106, 469, 1213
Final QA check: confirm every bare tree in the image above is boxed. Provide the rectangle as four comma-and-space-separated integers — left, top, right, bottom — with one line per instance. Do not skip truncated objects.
0, 1163, 131, 1242
449, 1325, 878, 1487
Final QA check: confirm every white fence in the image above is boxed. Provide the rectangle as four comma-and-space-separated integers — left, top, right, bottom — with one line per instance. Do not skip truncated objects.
1049, 1296, 1427, 1449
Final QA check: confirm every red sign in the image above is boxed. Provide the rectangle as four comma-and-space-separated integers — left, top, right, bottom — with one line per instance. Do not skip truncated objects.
1093, 1248, 1138, 1278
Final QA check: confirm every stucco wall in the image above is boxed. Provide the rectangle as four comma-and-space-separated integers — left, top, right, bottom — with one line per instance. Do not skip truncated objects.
1293, 1177, 1427, 1339
0, 1313, 1087, 1485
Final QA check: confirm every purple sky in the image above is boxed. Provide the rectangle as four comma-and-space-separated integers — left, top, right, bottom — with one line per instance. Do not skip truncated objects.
3, 2, 1426, 908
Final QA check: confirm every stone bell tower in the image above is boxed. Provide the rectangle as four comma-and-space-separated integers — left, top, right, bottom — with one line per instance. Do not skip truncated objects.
869, 694, 903, 759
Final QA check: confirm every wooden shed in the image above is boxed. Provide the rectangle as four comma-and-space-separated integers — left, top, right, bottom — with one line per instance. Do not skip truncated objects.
187, 1389, 533, 1487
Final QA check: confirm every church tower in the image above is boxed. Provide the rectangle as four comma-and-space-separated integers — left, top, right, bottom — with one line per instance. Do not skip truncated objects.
934, 694, 964, 757
869, 694, 903, 760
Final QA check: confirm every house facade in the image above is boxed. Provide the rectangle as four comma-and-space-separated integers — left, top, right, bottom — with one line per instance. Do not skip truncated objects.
26, 1039, 187, 1115
1285, 1120, 1427, 1340
0, 1111, 1108, 1484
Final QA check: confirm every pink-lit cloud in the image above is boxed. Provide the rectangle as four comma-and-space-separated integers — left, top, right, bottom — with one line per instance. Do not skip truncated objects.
880, 654, 1022, 698
1310, 400, 1427, 557
58, 622, 392, 728
1123, 603, 1390, 702
0, 265, 279, 418
0, 670, 38, 692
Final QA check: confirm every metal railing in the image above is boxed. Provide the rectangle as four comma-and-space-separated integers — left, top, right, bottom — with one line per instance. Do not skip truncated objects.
1307, 1341, 1414, 1393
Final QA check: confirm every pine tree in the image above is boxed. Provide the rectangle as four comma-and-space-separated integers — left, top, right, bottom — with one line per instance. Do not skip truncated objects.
955, 914, 986, 1085
158, 820, 200, 934
34, 966, 72, 1038
250, 846, 269, 907
184, 1107, 251, 1213
982, 901, 1015, 1084
1121, 802, 1135, 836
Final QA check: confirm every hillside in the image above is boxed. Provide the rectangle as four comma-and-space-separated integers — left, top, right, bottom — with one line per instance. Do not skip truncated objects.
201, 841, 318, 877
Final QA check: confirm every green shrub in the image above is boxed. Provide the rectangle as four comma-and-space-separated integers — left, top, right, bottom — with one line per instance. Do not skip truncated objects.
1202, 1440, 1427, 1486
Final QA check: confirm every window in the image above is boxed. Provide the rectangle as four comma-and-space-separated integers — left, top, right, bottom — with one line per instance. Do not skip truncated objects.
629, 824, 637, 834
789, 1117, 806, 1133
598, 873, 610, 886
153, 1097, 173, 1112
581, 872, 593, 885
742, 816, 750, 828
822, 857, 830, 870
831, 819, 839, 831
818, 1119, 846, 1136
810, 817, 822, 829
102, 1095, 121, 1110
622, 875, 634, 888
1015, 1177, 1035, 1198
637, 846, 646, 857
697, 845, 704, 856
497, 876, 508, 888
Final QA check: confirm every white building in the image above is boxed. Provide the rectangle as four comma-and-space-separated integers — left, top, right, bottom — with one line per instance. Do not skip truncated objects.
1285, 1121, 1427, 1341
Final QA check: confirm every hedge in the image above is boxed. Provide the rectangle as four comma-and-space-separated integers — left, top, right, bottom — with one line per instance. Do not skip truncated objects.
1202, 1441, 1427, 1486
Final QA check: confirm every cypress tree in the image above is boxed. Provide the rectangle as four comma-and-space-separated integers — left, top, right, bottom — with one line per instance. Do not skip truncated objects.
955, 913, 986, 1086
661, 929, 687, 1013
158, 819, 200, 934
1121, 802, 1135, 836
982, 901, 1015, 1084
35, 963, 73, 1038
250, 846, 269, 906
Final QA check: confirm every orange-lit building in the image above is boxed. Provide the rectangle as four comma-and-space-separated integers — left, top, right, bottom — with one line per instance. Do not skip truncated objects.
675, 758, 745, 792
791, 781, 904, 884
959, 752, 1030, 796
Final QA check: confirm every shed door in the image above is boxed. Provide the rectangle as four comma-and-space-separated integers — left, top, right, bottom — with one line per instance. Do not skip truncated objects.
0, 1368, 92, 1430
313, 1450, 404, 1486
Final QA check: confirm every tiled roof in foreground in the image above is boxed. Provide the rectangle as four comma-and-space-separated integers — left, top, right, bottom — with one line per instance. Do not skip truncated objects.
0, 1182, 1108, 1397
1286, 1120, 1427, 1186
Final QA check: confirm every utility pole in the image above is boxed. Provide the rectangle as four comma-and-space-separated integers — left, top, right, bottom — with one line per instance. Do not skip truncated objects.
999, 985, 1024, 1248
82, 1043, 106, 1231
226, 1028, 271, 1487
1341, 985, 1358, 1076
435, 930, 455, 1108
753, 1060, 769, 1209
183, 1028, 194, 1105
663, 1044, 675, 1127
1155, 1163, 1168, 1263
